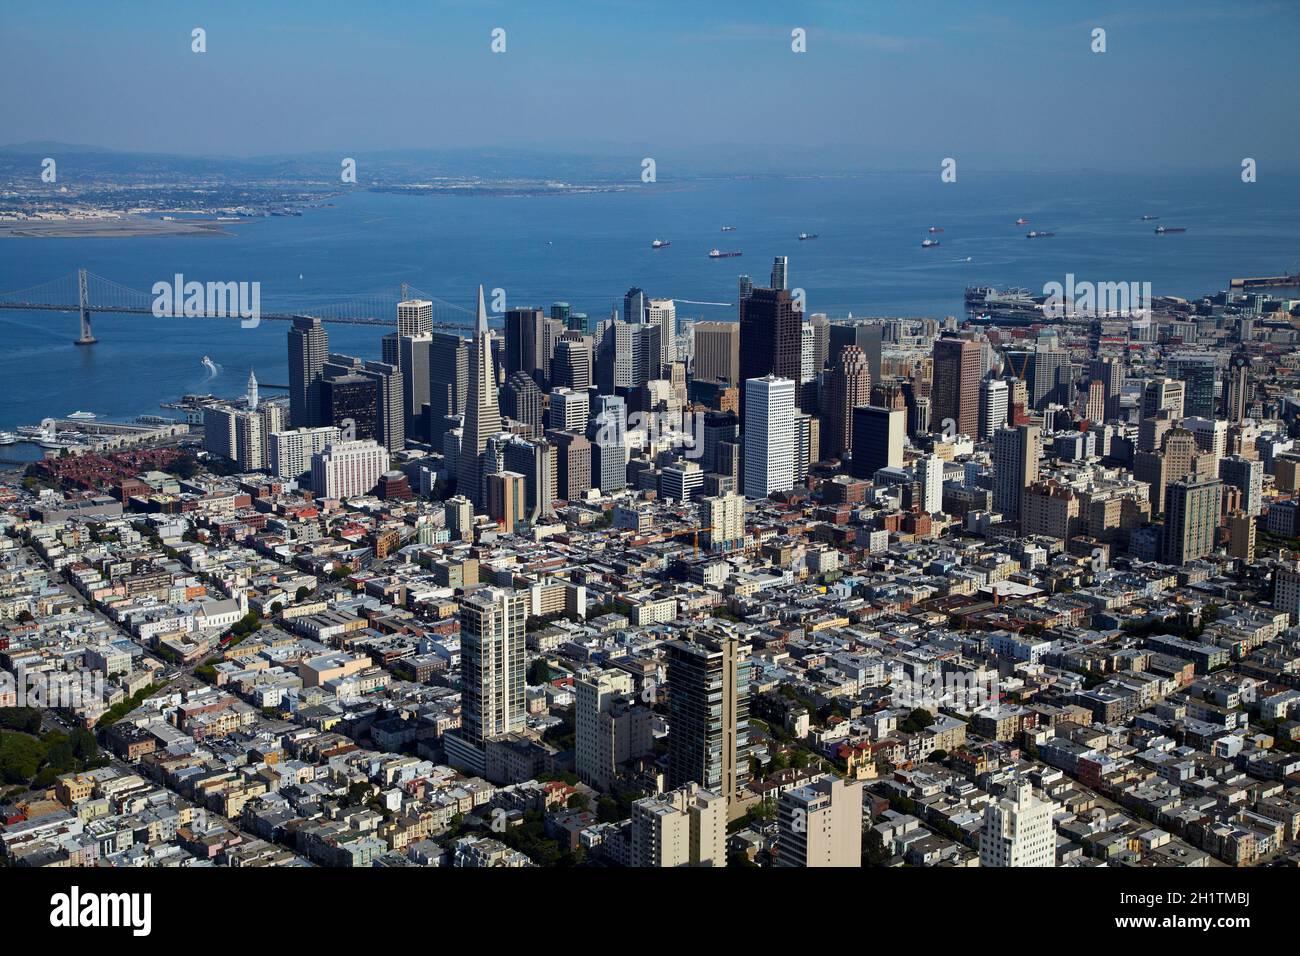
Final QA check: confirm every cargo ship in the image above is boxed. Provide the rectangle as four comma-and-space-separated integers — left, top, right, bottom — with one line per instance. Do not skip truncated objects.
1155, 225, 1186, 234
928, 226, 944, 233
798, 232, 818, 241
1015, 217, 1029, 225
1141, 214, 1158, 221
708, 249, 743, 258
651, 239, 670, 248
720, 225, 737, 232
921, 238, 940, 248
1026, 231, 1055, 239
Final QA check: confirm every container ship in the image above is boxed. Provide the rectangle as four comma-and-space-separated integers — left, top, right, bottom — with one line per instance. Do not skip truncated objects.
1155, 225, 1186, 234
708, 249, 743, 258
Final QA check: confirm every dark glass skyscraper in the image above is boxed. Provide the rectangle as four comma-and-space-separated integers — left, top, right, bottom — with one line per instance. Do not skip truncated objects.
738, 287, 801, 415
288, 316, 328, 428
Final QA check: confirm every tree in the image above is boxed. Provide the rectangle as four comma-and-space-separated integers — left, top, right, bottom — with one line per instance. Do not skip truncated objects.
527, 659, 551, 685
295, 586, 310, 603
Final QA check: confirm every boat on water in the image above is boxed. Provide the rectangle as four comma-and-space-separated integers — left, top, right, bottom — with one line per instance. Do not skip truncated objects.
66, 411, 97, 420
1015, 217, 1029, 225
1026, 231, 1055, 239
1155, 225, 1186, 234
720, 225, 737, 232
928, 226, 944, 234
708, 249, 743, 258
0, 432, 18, 445
651, 239, 670, 248
798, 232, 818, 240
1141, 214, 1158, 221
921, 238, 940, 248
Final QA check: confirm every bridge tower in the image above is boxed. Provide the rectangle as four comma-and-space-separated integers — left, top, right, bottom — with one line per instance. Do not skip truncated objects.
74, 268, 97, 345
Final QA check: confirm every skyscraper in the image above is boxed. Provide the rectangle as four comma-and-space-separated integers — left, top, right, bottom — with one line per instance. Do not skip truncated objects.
501, 370, 543, 437
443, 586, 528, 777
770, 255, 788, 291
310, 439, 390, 499
457, 286, 503, 510
850, 405, 904, 480
739, 288, 801, 414
820, 345, 871, 461
504, 307, 547, 386
550, 337, 592, 391
1088, 356, 1125, 421
828, 321, 883, 392
396, 298, 433, 337
776, 776, 864, 868
1225, 349, 1251, 422
1220, 455, 1263, 517
980, 377, 1009, 439
1164, 476, 1223, 565
1168, 354, 1217, 420
646, 298, 677, 368
916, 453, 944, 515
993, 424, 1041, 523
575, 669, 653, 792
398, 334, 432, 443
428, 330, 468, 449
742, 375, 796, 499
692, 321, 740, 385
931, 337, 981, 438
288, 316, 328, 428
980, 782, 1056, 868
666, 631, 751, 805
321, 373, 378, 442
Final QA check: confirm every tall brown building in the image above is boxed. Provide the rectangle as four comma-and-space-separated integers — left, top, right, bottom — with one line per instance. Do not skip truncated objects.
820, 345, 872, 461
546, 429, 592, 502
739, 287, 802, 415
693, 321, 741, 385
931, 337, 981, 439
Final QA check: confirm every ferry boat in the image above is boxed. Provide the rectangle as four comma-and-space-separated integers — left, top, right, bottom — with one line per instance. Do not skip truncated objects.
651, 239, 670, 248
0, 432, 18, 445
66, 411, 97, 420
708, 249, 743, 258
1155, 225, 1186, 234
921, 238, 940, 248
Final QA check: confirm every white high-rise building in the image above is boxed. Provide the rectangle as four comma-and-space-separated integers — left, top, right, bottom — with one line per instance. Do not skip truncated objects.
1275, 561, 1300, 624
575, 669, 652, 792
549, 387, 589, 434
980, 782, 1056, 867
310, 439, 391, 499
776, 775, 864, 868
800, 322, 815, 385
980, 377, 1009, 439
743, 375, 796, 499
443, 586, 528, 777
629, 784, 727, 867
701, 492, 745, 551
647, 298, 677, 367
397, 298, 433, 337
270, 426, 342, 480
916, 453, 945, 515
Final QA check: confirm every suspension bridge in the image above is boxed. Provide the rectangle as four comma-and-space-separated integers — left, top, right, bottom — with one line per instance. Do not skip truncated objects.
0, 269, 484, 345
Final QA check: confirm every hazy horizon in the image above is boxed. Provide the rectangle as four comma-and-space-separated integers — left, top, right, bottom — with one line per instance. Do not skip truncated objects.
3, 0, 1298, 174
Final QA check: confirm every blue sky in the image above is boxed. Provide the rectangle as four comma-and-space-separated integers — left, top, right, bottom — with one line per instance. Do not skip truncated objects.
3, 0, 1298, 172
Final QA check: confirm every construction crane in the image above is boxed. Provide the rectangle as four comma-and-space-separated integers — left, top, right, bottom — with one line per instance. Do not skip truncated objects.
659, 525, 714, 557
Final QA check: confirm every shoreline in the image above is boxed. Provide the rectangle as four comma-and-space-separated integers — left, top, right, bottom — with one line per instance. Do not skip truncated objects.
0, 219, 235, 239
